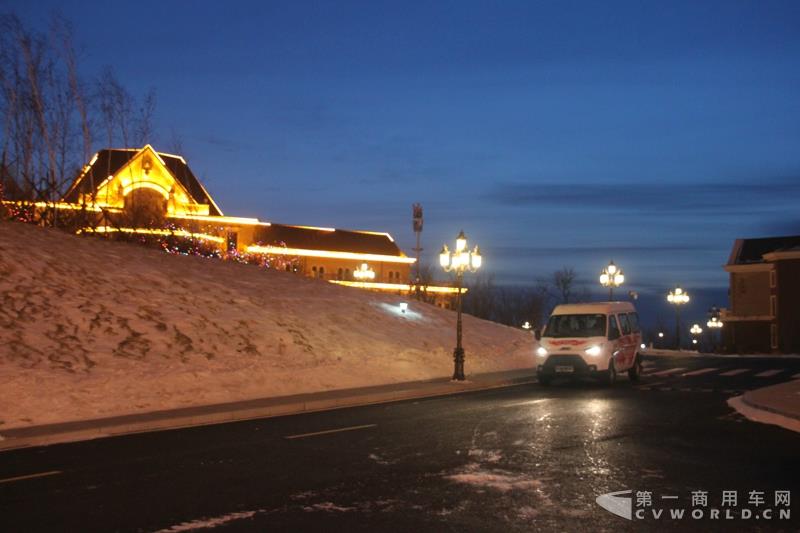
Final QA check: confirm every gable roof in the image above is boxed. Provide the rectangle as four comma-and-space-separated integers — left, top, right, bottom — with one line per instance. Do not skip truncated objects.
253, 223, 405, 257
62, 147, 223, 216
728, 235, 800, 265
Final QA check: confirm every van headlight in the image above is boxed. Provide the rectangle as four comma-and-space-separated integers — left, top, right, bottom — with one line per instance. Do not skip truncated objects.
584, 345, 603, 357
536, 346, 548, 357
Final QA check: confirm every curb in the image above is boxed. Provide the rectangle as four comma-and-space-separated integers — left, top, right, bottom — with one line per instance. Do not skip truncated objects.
740, 391, 800, 423
0, 373, 536, 452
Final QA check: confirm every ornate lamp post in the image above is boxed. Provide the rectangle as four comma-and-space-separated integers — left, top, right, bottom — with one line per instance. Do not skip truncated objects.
706, 306, 723, 352
440, 230, 481, 381
667, 286, 690, 350
690, 324, 703, 348
353, 263, 376, 281
599, 261, 624, 300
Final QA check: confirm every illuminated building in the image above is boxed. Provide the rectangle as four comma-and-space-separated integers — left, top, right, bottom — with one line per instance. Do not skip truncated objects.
723, 235, 800, 354
42, 145, 461, 303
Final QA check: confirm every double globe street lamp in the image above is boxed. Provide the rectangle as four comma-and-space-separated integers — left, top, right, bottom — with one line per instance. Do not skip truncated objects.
690, 324, 703, 347
353, 263, 376, 281
599, 261, 624, 300
440, 230, 482, 381
667, 286, 690, 349
707, 306, 724, 352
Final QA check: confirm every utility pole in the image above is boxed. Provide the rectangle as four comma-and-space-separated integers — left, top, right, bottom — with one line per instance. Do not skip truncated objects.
412, 203, 423, 300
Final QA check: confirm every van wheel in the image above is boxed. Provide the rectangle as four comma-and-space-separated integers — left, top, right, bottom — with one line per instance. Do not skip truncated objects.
604, 360, 617, 386
628, 356, 642, 381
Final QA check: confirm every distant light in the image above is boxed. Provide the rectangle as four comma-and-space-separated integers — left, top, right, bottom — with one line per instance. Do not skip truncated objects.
692, 339, 698, 345
399, 302, 408, 314
640, 343, 646, 349
658, 332, 664, 338
522, 321, 531, 330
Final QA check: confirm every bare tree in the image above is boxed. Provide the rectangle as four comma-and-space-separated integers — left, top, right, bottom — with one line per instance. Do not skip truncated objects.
164, 127, 185, 156
0, 13, 82, 225
52, 15, 91, 165
553, 267, 577, 304
134, 88, 156, 146
463, 272, 496, 319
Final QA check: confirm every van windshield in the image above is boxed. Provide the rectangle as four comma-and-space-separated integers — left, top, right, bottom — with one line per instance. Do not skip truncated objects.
543, 314, 607, 338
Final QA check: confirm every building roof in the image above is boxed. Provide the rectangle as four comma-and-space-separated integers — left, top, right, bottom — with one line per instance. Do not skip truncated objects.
252, 223, 405, 257
552, 302, 637, 315
62, 148, 222, 216
728, 235, 800, 265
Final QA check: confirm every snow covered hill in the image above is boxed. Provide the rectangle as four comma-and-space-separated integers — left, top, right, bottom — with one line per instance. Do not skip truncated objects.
0, 221, 535, 428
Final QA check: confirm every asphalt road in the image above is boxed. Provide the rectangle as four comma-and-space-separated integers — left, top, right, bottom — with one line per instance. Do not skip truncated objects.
1, 355, 799, 532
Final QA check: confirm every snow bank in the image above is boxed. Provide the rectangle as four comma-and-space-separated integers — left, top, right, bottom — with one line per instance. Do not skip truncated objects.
0, 222, 535, 428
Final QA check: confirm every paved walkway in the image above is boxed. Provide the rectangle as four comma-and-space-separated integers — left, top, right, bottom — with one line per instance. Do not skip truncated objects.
0, 368, 536, 451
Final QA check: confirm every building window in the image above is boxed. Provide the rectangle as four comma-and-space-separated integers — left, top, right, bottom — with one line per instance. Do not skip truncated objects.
770, 270, 776, 288
285, 264, 291, 272
770, 295, 777, 317
318, 267, 325, 279
311, 266, 317, 276
771, 324, 778, 350
345, 268, 350, 280
337, 268, 343, 280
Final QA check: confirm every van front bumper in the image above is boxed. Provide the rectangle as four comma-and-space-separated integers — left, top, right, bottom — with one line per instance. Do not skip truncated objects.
537, 354, 602, 377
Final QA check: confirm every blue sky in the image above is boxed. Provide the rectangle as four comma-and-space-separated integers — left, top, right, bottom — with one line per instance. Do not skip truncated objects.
7, 0, 800, 325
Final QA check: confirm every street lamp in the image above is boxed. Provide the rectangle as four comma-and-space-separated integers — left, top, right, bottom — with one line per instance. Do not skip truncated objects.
599, 260, 625, 300
667, 286, 690, 350
707, 306, 723, 352
353, 263, 375, 281
690, 325, 703, 349
440, 230, 481, 381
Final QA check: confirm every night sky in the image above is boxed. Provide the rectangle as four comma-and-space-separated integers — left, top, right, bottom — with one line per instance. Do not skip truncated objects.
8, 0, 800, 327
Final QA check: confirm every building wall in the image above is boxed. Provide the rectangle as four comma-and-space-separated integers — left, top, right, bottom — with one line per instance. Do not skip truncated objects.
776, 259, 800, 353
724, 321, 771, 354
299, 257, 410, 283
730, 271, 771, 316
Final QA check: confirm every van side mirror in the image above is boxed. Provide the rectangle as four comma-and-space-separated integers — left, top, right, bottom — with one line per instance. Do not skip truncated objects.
534, 328, 541, 341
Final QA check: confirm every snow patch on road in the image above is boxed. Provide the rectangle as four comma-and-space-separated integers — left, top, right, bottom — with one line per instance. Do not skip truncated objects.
368, 453, 391, 465
446, 463, 543, 493
302, 502, 356, 512
155, 510, 262, 531
467, 448, 502, 463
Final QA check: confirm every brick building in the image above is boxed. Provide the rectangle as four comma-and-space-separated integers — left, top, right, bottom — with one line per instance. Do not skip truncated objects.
723, 235, 800, 354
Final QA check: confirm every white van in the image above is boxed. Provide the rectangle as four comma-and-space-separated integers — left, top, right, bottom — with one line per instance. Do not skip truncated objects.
535, 302, 643, 385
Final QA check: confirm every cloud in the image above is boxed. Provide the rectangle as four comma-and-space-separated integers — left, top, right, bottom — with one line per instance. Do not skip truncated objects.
482, 174, 800, 214
489, 244, 718, 258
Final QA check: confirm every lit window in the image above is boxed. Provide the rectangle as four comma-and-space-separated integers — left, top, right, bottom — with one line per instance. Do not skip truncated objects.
770, 295, 777, 317
770, 270, 776, 288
